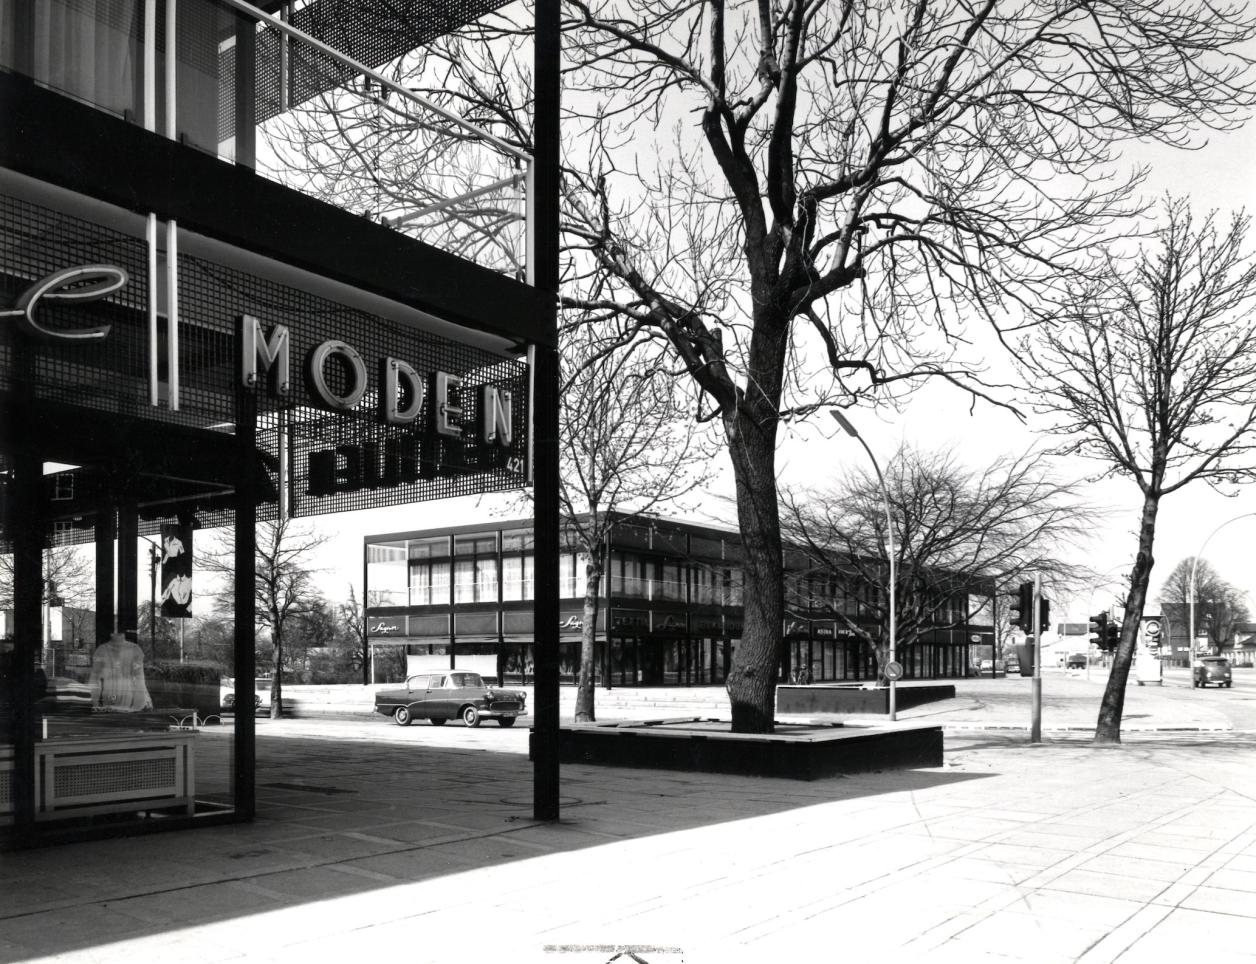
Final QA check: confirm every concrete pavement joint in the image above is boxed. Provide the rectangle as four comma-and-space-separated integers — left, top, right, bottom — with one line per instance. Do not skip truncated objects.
899, 763, 1237, 956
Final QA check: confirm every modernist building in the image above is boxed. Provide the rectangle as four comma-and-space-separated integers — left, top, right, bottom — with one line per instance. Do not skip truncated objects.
364, 513, 994, 686
1, 0, 561, 846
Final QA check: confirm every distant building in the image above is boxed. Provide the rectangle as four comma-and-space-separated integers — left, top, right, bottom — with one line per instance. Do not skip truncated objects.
364, 512, 995, 686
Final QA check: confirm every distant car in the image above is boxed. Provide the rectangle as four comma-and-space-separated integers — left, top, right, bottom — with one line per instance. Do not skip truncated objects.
1067, 654, 1087, 669
1005, 658, 1021, 675
220, 678, 269, 711
375, 672, 527, 727
1194, 657, 1232, 689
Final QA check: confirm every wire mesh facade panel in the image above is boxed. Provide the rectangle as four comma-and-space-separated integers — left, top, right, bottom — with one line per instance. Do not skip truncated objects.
1, 189, 529, 546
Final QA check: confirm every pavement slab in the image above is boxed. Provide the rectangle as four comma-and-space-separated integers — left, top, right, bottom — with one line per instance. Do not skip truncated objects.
5, 682, 1256, 963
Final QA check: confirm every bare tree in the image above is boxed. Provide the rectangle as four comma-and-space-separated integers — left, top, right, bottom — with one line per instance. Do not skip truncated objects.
1031, 199, 1256, 743
554, 327, 715, 721
781, 446, 1098, 675
203, 519, 329, 718
0, 544, 94, 613
338, 585, 368, 686
264, 1, 1256, 731
1158, 557, 1250, 652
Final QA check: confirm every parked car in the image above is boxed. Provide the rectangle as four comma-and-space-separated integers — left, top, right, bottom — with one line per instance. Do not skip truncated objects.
220, 678, 270, 711
1194, 657, 1232, 689
1066, 654, 1087, 669
375, 671, 527, 727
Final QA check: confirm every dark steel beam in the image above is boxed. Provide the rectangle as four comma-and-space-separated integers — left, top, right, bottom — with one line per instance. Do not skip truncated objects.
531, 0, 561, 822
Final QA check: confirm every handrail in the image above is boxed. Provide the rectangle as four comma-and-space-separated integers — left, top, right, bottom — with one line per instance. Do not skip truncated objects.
219, 0, 533, 163
393, 172, 527, 223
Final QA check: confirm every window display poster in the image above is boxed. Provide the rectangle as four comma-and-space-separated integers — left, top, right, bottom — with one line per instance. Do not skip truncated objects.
160, 523, 193, 618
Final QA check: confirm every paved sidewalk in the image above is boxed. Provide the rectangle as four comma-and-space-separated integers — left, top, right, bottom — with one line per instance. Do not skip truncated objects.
3, 719, 1256, 963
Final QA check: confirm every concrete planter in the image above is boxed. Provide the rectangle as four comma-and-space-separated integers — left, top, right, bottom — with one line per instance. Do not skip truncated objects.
535, 719, 944, 780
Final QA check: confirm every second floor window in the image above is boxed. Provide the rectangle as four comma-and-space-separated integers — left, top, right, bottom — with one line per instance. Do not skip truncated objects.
502, 553, 535, 601
454, 534, 498, 603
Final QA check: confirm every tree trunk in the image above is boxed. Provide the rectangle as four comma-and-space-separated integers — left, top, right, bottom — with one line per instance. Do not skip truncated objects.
271, 614, 283, 719
1095, 492, 1160, 743
724, 404, 784, 733
575, 558, 603, 723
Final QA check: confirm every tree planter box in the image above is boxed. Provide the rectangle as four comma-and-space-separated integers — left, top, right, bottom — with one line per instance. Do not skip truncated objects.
535, 719, 943, 780
776, 683, 956, 716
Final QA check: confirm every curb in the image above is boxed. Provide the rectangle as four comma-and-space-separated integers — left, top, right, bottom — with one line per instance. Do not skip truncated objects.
941, 722, 1234, 733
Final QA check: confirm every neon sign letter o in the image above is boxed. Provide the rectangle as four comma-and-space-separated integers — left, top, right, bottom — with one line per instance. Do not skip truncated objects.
307, 340, 367, 410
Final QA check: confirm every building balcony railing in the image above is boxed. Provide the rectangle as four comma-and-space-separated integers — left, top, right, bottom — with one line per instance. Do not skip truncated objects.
2, 0, 534, 282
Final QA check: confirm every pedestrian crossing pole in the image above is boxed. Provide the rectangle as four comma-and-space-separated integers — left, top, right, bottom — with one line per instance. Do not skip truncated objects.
1031, 572, 1042, 743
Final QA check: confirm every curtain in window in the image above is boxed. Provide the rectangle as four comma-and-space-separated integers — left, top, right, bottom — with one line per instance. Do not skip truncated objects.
29, 1, 141, 119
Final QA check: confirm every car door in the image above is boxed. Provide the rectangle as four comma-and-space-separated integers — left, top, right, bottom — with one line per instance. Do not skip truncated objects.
403, 675, 428, 716
425, 674, 455, 719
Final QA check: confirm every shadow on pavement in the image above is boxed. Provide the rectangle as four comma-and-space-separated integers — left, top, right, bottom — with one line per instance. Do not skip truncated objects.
0, 727, 989, 961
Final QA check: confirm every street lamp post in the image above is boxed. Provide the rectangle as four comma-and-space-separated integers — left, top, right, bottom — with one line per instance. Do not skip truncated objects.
830, 410, 897, 721
1189, 513, 1256, 669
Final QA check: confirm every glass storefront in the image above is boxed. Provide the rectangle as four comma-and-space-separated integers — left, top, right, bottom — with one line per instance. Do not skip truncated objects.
2, 458, 238, 835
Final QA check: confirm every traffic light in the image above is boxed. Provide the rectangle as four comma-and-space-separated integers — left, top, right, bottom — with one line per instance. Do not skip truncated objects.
1105, 621, 1121, 652
1088, 612, 1108, 647
1038, 598, 1050, 634
1009, 582, 1034, 632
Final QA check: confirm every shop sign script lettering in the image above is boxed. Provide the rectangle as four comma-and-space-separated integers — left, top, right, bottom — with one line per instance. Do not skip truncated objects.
0, 265, 127, 341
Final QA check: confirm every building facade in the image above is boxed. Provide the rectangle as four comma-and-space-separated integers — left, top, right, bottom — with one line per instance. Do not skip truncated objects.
1, 0, 560, 845
364, 514, 994, 686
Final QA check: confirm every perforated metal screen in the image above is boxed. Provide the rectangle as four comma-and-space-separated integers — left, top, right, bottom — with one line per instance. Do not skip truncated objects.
0, 190, 529, 546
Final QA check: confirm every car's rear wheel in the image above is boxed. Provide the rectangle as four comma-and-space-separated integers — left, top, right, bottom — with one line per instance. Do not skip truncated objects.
430, 717, 446, 726
462, 705, 481, 728
497, 717, 517, 727
394, 706, 413, 726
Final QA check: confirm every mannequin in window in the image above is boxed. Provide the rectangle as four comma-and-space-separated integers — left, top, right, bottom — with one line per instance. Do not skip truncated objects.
88, 632, 153, 712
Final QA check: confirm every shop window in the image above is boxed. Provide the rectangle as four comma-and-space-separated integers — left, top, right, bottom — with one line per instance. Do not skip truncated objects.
611, 553, 649, 599
409, 560, 451, 606
657, 561, 684, 601
366, 543, 407, 607
502, 553, 534, 601
559, 552, 589, 600
723, 568, 744, 606
692, 565, 717, 605
408, 536, 451, 606
453, 534, 498, 604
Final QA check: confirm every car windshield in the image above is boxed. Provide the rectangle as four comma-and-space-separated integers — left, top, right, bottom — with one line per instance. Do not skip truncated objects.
449, 673, 484, 687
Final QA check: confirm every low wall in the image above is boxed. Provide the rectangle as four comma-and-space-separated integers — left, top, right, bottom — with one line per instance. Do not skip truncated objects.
776, 683, 956, 715
537, 720, 944, 780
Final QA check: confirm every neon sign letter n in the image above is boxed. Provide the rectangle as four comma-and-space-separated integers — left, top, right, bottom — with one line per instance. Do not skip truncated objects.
239, 314, 291, 396
480, 385, 512, 447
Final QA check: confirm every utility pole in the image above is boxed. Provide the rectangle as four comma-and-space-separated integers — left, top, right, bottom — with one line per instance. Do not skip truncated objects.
1031, 573, 1043, 743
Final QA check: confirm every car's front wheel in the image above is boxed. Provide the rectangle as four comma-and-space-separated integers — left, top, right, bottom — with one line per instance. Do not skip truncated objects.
497, 717, 517, 728
394, 706, 413, 726
462, 705, 481, 728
